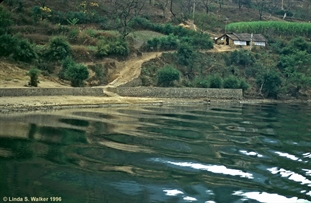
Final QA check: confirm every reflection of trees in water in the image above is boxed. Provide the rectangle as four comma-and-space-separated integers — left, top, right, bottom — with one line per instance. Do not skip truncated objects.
88, 121, 116, 137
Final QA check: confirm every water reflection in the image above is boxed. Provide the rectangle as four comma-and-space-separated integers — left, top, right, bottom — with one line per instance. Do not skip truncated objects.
233, 191, 310, 203
268, 167, 311, 187
239, 150, 264, 157
151, 158, 254, 179
0, 104, 310, 202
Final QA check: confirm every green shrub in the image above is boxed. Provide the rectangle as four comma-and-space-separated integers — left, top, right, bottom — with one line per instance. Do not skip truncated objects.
239, 79, 250, 92
269, 39, 287, 54
157, 66, 180, 87
28, 68, 41, 87
256, 70, 282, 98
146, 38, 160, 51
110, 39, 130, 56
277, 54, 296, 71
177, 43, 195, 66
129, 16, 213, 50
286, 37, 310, 53
58, 57, 75, 80
129, 16, 154, 30
159, 34, 178, 50
48, 11, 94, 25
0, 34, 37, 63
85, 28, 97, 37
229, 50, 255, 67
93, 64, 106, 84
13, 39, 38, 62
0, 34, 18, 57
31, 6, 42, 23
208, 74, 223, 88
46, 36, 71, 60
68, 12, 89, 24
146, 34, 178, 51
190, 33, 214, 49
97, 40, 110, 56
194, 77, 209, 88
280, 37, 311, 55
223, 76, 240, 89
68, 28, 79, 41
0, 6, 13, 32
96, 37, 129, 56
65, 63, 89, 87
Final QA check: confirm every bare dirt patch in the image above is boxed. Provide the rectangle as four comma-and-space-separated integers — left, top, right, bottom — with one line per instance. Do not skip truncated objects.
208, 44, 238, 53
0, 62, 67, 88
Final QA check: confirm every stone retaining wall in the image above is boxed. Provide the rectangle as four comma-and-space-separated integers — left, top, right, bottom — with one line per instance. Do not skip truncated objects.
0, 88, 105, 97
109, 87, 243, 99
0, 87, 243, 99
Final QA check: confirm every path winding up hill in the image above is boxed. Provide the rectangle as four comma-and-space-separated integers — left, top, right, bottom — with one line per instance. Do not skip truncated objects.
0, 46, 236, 90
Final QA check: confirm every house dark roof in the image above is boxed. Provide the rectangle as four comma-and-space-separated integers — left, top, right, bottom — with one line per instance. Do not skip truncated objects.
217, 32, 268, 42
220, 33, 267, 42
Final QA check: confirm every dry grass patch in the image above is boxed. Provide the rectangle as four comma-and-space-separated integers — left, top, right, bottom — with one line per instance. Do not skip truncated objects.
21, 34, 50, 45
71, 45, 96, 62
76, 32, 98, 46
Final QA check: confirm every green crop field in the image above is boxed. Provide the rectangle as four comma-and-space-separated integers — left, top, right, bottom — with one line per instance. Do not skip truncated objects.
227, 21, 311, 37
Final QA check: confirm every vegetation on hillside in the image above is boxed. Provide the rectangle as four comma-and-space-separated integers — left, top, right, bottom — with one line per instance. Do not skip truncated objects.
0, 0, 311, 98
141, 37, 311, 99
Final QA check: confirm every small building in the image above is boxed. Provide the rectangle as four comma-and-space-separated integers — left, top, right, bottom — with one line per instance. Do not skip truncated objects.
215, 33, 267, 47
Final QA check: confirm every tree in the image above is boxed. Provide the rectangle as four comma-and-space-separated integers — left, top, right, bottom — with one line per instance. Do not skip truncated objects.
177, 0, 193, 17
170, 0, 176, 17
35, 0, 47, 7
216, 0, 224, 9
201, 0, 211, 14
157, 66, 180, 87
253, 0, 270, 20
110, 0, 147, 37
256, 70, 282, 98
65, 64, 89, 87
232, 0, 252, 9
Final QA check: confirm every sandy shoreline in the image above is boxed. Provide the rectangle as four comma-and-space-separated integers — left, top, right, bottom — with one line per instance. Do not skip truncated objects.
0, 95, 310, 113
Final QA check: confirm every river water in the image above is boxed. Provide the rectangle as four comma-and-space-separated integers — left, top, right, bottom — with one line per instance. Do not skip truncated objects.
0, 103, 310, 203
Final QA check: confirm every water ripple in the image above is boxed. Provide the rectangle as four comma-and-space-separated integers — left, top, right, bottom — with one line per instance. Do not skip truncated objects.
0, 104, 311, 202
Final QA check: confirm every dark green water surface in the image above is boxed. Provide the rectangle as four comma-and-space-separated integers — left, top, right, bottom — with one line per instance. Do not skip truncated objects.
0, 103, 311, 203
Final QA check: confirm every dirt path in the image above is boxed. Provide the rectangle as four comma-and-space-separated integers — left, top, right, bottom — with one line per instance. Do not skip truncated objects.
0, 46, 234, 90
105, 52, 162, 88
208, 44, 238, 53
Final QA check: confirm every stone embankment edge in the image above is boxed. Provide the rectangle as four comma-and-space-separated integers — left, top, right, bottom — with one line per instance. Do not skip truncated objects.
108, 87, 243, 99
0, 87, 105, 97
0, 87, 243, 98
3, 87, 308, 113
